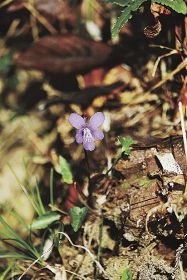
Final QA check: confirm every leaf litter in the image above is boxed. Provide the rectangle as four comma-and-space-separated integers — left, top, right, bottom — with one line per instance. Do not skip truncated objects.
0, 0, 186, 279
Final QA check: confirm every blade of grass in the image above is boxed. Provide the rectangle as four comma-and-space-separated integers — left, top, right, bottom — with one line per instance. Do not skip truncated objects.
50, 168, 54, 206
0, 217, 40, 257
0, 264, 12, 280
22, 159, 45, 215
0, 251, 34, 260
0, 239, 39, 261
8, 164, 40, 215
34, 180, 46, 215
10, 210, 30, 231
0, 216, 28, 247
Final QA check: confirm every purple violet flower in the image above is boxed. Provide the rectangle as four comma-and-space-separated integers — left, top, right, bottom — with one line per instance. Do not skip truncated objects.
69, 112, 105, 151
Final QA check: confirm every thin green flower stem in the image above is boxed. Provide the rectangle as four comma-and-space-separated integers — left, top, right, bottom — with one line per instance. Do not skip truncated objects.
104, 154, 122, 176
84, 150, 91, 191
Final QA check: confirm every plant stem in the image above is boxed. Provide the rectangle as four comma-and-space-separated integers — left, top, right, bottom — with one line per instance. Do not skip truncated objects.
50, 168, 54, 206
84, 149, 91, 187
104, 154, 122, 176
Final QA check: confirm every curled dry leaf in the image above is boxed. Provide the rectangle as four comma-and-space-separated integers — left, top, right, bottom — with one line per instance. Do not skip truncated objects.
144, 2, 172, 39
15, 34, 112, 74
144, 17, 162, 38
150, 3, 172, 17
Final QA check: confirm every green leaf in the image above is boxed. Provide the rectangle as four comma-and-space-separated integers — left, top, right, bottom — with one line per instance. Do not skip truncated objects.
121, 268, 133, 280
106, 0, 132, 6
112, 0, 147, 37
0, 252, 33, 260
70, 207, 88, 232
0, 51, 13, 75
0, 216, 29, 250
152, 0, 187, 14
0, 218, 40, 259
31, 212, 61, 230
118, 136, 134, 155
59, 156, 73, 184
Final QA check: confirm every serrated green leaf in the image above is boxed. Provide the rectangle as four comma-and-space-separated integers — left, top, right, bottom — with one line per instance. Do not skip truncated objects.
112, 0, 147, 37
152, 0, 187, 14
31, 212, 61, 230
118, 136, 134, 155
121, 268, 133, 280
112, 6, 132, 37
70, 207, 88, 232
59, 156, 73, 184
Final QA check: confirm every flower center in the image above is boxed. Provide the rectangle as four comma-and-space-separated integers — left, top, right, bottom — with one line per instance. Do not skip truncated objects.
83, 128, 93, 143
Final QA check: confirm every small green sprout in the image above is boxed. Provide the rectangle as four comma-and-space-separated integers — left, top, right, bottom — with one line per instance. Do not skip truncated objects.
121, 267, 133, 280
118, 136, 134, 156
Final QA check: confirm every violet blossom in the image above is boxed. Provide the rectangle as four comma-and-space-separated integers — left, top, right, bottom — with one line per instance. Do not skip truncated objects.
69, 112, 105, 151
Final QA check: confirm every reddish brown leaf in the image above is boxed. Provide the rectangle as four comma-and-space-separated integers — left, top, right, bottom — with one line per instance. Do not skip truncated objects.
15, 35, 112, 74
64, 183, 79, 211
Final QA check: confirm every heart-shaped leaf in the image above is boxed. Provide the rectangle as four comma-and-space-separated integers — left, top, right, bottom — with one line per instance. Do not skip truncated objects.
70, 207, 88, 232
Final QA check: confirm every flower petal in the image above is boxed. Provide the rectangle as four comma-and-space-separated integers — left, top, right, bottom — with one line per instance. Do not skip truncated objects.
89, 112, 105, 129
93, 130, 104, 140
75, 130, 83, 144
69, 113, 85, 129
83, 140, 95, 151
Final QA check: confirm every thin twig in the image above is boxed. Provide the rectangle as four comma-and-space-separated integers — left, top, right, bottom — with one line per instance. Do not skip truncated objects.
18, 246, 52, 279
152, 49, 178, 77
178, 101, 187, 161
58, 231, 105, 274
149, 44, 175, 51
150, 58, 187, 92
65, 269, 87, 279
95, 216, 103, 280
23, 2, 57, 34
179, 260, 186, 280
